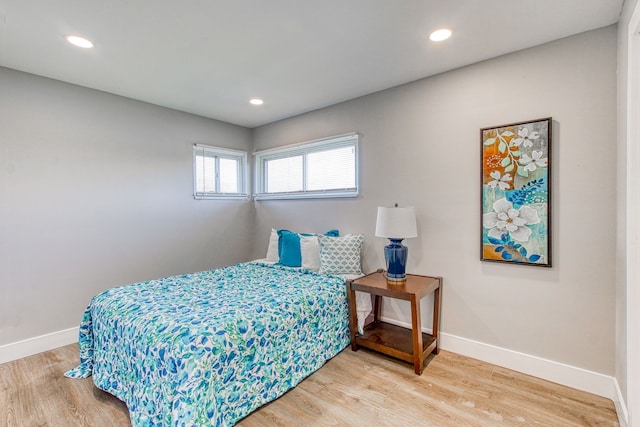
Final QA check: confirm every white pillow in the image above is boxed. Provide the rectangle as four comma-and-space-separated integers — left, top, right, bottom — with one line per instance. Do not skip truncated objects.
265, 229, 280, 262
318, 234, 364, 275
300, 235, 321, 272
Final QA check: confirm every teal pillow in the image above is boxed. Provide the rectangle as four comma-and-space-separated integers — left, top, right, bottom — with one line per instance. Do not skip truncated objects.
278, 230, 302, 267
277, 229, 339, 267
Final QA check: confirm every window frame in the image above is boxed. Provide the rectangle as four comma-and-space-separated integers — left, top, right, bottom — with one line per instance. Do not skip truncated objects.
193, 144, 249, 200
254, 133, 359, 200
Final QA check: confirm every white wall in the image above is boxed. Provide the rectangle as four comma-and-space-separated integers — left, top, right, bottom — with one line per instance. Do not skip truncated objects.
617, 0, 639, 424
0, 67, 254, 346
252, 26, 617, 376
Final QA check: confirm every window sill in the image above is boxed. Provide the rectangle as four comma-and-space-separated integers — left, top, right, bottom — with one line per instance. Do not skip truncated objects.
194, 194, 250, 201
254, 191, 359, 201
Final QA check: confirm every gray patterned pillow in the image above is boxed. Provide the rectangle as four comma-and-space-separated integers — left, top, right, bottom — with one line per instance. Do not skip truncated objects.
318, 234, 364, 275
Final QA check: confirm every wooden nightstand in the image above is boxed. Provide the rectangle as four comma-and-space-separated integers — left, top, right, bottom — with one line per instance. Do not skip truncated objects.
347, 271, 442, 375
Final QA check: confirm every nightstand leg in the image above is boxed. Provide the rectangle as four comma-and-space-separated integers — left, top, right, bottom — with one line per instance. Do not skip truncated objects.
410, 294, 423, 375
347, 282, 358, 351
373, 295, 382, 322
432, 284, 441, 355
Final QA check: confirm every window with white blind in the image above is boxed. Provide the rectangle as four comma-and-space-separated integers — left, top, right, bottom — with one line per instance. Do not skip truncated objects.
254, 133, 359, 200
193, 144, 248, 199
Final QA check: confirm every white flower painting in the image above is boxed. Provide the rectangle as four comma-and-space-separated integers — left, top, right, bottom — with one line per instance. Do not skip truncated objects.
519, 150, 548, 172
487, 171, 512, 190
483, 198, 540, 242
511, 127, 539, 148
481, 118, 551, 266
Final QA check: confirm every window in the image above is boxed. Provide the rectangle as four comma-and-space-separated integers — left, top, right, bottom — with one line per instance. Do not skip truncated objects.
193, 144, 248, 199
254, 133, 359, 200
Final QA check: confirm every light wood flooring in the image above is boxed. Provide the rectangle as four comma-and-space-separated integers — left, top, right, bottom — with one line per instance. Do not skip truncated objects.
0, 344, 618, 426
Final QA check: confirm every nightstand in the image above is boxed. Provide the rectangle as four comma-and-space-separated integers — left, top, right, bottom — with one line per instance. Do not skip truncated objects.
347, 271, 442, 375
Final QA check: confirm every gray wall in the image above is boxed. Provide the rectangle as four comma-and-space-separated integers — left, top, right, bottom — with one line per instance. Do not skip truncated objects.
0, 67, 254, 345
252, 26, 617, 375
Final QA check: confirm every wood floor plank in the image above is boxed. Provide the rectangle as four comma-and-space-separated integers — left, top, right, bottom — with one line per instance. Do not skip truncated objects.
0, 344, 619, 426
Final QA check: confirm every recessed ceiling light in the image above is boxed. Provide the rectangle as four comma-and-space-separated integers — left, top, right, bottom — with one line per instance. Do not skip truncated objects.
429, 29, 452, 42
249, 98, 264, 106
66, 35, 94, 48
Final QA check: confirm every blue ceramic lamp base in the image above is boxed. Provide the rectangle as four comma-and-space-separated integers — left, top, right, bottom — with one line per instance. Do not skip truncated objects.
384, 238, 408, 283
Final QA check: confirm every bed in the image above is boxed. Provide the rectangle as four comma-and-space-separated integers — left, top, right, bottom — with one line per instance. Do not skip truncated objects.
65, 261, 354, 426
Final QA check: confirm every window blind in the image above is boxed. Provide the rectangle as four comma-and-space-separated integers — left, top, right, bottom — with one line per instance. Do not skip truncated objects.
193, 144, 248, 200
254, 133, 359, 200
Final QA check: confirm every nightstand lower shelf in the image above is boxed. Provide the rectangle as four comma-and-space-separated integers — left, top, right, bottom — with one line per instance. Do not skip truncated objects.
356, 320, 437, 365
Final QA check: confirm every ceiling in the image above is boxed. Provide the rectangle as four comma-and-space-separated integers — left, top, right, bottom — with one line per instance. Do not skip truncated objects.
0, 1, 624, 128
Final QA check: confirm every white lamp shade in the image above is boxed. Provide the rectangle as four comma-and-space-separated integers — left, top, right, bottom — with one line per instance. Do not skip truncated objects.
375, 206, 417, 239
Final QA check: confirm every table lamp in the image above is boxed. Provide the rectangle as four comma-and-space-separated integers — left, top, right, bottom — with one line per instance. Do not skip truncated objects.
375, 205, 417, 283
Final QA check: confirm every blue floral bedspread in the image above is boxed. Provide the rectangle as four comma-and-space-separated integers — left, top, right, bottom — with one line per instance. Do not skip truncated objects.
65, 262, 350, 426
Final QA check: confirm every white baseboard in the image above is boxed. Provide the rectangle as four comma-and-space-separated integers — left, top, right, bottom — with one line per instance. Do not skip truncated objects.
380, 316, 616, 400
0, 321, 626, 419
0, 327, 79, 365
613, 378, 629, 427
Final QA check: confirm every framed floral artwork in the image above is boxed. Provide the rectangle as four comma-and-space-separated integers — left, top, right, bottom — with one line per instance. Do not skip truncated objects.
481, 117, 552, 267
